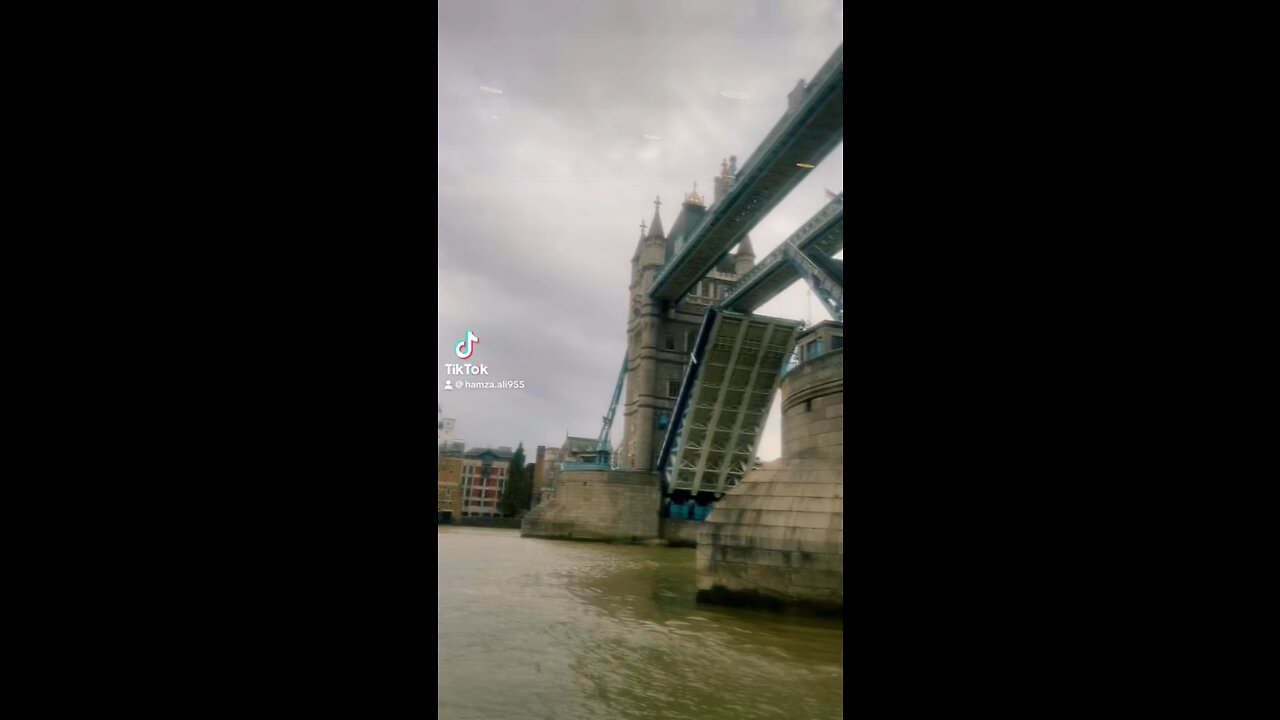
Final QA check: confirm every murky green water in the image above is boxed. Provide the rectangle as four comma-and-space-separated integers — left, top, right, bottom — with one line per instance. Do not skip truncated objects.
438, 526, 843, 720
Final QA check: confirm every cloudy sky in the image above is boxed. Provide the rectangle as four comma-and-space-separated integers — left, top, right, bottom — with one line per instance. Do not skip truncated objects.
438, 0, 843, 461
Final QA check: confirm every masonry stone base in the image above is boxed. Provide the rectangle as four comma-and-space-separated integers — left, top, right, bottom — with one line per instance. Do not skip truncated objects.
661, 518, 701, 547
695, 454, 843, 613
520, 470, 660, 543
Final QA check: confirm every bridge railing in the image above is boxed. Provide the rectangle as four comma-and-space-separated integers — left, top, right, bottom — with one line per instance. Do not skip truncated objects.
559, 462, 613, 472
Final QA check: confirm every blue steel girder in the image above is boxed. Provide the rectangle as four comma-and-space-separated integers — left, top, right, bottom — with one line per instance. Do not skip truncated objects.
596, 353, 628, 465
719, 193, 844, 313
648, 44, 844, 304
783, 242, 843, 322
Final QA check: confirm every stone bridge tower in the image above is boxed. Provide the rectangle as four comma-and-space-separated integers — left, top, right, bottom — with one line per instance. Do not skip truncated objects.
621, 159, 756, 472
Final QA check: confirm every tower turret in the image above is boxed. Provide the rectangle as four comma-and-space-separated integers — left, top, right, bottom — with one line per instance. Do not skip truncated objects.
734, 234, 755, 275
714, 157, 735, 202
639, 196, 666, 273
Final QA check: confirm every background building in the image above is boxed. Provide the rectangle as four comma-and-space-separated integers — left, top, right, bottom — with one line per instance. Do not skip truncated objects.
532, 445, 561, 507
438, 420, 466, 521
460, 447, 513, 517
439, 413, 456, 451
437, 455, 463, 520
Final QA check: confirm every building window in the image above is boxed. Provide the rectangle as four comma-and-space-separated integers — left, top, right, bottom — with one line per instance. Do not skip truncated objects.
832, 335, 843, 349
806, 339, 818, 360
668, 379, 681, 398
686, 331, 695, 351
665, 335, 675, 350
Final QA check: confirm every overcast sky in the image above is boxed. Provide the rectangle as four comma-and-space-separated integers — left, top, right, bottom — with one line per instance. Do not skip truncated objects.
438, 0, 843, 461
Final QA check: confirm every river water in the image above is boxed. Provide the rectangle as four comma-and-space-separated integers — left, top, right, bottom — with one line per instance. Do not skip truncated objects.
438, 526, 843, 720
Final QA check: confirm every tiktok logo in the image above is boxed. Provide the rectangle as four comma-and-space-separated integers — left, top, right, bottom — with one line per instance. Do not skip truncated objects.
454, 330, 479, 359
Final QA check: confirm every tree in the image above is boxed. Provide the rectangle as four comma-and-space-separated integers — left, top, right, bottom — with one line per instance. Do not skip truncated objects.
499, 443, 530, 517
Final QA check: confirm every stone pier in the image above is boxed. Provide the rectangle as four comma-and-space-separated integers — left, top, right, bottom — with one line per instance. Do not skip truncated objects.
520, 470, 661, 543
697, 323, 843, 613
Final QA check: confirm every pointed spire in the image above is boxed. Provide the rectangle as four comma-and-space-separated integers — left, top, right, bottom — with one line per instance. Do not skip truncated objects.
632, 219, 645, 261
647, 195, 665, 239
737, 235, 755, 257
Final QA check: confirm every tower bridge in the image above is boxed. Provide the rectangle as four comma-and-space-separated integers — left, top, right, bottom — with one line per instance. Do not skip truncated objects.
523, 43, 844, 613
647, 44, 844, 304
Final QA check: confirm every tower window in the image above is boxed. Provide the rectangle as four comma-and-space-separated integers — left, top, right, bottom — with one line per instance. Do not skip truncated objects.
665, 335, 675, 350
668, 380, 681, 398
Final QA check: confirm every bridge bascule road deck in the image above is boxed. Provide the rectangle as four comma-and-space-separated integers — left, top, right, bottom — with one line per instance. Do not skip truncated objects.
657, 309, 803, 494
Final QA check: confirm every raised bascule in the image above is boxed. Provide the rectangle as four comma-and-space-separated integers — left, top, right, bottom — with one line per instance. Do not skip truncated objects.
524, 44, 844, 613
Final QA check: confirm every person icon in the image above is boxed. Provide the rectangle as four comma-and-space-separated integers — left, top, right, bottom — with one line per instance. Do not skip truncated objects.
444, 380, 453, 390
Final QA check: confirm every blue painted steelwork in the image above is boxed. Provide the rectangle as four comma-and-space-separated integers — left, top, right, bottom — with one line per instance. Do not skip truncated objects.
595, 353, 628, 466
648, 45, 844, 304
781, 241, 842, 322
659, 310, 802, 495
655, 308, 719, 491
719, 194, 843, 315
560, 462, 612, 472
